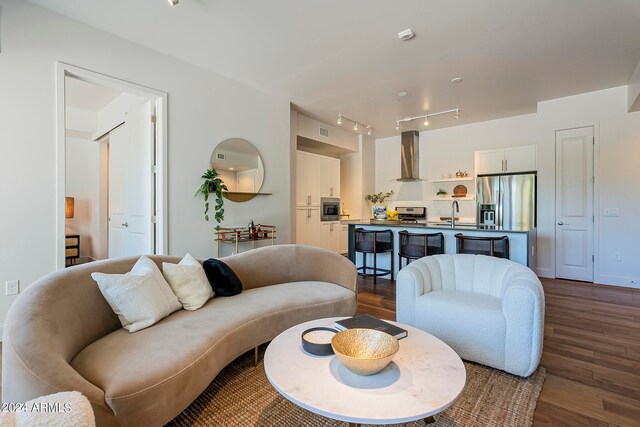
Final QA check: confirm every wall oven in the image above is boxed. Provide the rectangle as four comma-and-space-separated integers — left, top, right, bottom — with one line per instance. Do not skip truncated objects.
321, 197, 340, 221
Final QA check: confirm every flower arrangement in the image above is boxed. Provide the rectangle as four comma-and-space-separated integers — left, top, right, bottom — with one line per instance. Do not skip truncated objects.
365, 190, 394, 204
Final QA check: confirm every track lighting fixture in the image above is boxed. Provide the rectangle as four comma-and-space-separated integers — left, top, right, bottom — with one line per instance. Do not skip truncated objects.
336, 114, 372, 136
396, 108, 460, 131
167, 0, 179, 5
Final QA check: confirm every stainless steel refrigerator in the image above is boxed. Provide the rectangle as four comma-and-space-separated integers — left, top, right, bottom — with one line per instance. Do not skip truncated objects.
476, 172, 536, 229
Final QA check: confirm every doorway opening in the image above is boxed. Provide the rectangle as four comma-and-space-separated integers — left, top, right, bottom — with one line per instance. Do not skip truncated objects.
56, 63, 168, 270
555, 126, 595, 282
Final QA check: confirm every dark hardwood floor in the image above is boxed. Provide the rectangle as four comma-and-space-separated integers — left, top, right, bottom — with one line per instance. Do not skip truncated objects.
356, 275, 640, 427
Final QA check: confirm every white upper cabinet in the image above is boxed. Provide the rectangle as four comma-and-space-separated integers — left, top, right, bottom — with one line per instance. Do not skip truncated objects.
505, 145, 537, 173
296, 151, 321, 206
475, 149, 505, 175
297, 151, 340, 204
475, 145, 536, 174
330, 157, 340, 198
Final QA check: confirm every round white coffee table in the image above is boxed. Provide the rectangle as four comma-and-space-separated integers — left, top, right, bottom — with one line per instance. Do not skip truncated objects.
264, 317, 466, 426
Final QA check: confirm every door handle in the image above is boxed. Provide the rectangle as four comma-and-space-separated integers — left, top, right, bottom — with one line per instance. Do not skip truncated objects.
122, 222, 129, 227
557, 221, 570, 226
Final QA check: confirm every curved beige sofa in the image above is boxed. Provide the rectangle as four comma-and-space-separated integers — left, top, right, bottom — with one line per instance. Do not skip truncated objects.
2, 245, 357, 426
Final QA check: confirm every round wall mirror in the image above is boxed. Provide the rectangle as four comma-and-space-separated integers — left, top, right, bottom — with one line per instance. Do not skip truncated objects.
211, 138, 264, 202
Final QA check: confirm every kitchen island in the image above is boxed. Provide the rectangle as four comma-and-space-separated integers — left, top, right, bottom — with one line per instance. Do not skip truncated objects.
348, 221, 536, 276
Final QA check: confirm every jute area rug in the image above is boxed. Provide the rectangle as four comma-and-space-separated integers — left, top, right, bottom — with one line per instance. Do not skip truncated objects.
167, 346, 545, 427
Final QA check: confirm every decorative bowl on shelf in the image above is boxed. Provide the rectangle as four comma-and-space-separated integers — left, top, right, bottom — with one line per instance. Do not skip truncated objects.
331, 329, 399, 376
452, 185, 468, 197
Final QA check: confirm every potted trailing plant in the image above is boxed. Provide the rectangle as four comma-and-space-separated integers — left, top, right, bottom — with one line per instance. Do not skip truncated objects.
436, 188, 448, 198
195, 168, 228, 223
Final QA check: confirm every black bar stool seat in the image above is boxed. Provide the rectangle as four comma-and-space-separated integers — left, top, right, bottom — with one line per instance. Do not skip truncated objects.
398, 231, 444, 268
354, 228, 394, 283
454, 233, 510, 259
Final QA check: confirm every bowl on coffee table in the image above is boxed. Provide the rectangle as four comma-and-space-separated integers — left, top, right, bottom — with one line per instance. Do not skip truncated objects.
331, 328, 399, 376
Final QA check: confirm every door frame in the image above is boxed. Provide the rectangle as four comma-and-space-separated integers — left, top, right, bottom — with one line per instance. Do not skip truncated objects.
553, 124, 600, 283
55, 63, 168, 270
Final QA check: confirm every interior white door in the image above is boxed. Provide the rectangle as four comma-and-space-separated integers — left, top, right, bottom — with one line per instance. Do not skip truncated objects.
237, 170, 256, 192
555, 127, 594, 281
108, 126, 127, 258
108, 100, 154, 258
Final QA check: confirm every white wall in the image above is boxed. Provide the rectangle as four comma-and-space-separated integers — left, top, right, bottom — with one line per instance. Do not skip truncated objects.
375, 86, 640, 287
0, 0, 290, 331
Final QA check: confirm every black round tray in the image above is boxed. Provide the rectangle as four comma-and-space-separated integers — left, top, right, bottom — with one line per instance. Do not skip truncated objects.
301, 327, 338, 356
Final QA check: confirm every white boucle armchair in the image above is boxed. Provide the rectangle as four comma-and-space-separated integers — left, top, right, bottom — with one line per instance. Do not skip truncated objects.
396, 254, 544, 377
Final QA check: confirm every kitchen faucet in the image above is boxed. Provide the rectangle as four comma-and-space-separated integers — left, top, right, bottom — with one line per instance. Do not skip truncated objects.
451, 200, 459, 228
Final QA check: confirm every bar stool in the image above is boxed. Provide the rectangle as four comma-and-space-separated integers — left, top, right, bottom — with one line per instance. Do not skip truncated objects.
454, 233, 510, 259
354, 228, 394, 284
398, 231, 444, 268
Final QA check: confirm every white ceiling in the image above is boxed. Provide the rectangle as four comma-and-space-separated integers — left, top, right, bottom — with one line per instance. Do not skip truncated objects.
34, 0, 640, 137
65, 77, 121, 112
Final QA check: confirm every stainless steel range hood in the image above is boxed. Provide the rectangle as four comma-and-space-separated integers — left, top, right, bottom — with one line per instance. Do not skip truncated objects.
398, 130, 422, 181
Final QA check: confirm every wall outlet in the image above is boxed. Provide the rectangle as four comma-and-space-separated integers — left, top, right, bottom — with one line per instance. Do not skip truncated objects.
6, 280, 19, 296
613, 252, 622, 262
603, 208, 620, 217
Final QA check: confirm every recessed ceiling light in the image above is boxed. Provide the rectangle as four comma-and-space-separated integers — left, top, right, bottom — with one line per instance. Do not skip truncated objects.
229, 167, 235, 170
398, 29, 416, 41
398, 91, 408, 97
168, 0, 179, 5
450, 77, 463, 84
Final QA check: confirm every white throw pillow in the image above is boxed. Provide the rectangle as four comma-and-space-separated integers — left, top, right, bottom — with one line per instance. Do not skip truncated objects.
162, 253, 214, 310
91, 270, 181, 333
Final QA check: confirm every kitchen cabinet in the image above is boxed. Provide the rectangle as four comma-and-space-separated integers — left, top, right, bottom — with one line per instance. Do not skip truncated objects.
319, 157, 340, 197
475, 145, 536, 174
296, 150, 342, 252
297, 151, 340, 205
296, 207, 321, 246
340, 224, 348, 254
296, 151, 320, 206
320, 221, 341, 253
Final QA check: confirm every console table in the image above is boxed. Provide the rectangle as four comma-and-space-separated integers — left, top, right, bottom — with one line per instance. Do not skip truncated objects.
215, 225, 276, 254
65, 234, 80, 267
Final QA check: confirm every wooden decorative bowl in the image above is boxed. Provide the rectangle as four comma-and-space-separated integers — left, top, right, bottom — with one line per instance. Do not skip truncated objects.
331, 329, 399, 376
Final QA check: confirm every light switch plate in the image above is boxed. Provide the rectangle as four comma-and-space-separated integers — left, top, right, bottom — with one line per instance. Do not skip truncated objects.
6, 280, 19, 295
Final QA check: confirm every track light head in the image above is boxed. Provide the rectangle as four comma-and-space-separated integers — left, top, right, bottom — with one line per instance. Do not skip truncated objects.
367, 126, 372, 135
337, 114, 342, 125
354, 122, 359, 131
168, 0, 179, 5
395, 121, 400, 130
424, 117, 429, 126
454, 110, 460, 120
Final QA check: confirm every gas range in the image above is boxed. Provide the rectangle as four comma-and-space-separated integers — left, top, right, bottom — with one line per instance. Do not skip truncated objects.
396, 206, 427, 223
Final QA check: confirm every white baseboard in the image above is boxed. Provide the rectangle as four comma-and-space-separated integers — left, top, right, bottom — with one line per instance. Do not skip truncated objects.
597, 274, 640, 289
535, 268, 553, 278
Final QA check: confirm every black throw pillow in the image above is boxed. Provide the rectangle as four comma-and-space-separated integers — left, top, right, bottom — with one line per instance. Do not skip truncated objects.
203, 259, 243, 297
